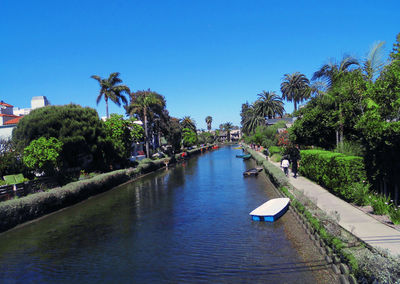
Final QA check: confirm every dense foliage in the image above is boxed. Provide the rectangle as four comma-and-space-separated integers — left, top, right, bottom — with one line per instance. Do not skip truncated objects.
290, 33, 400, 202
12, 104, 109, 171
181, 128, 197, 147
23, 137, 63, 175
103, 114, 144, 165
0, 139, 27, 178
299, 150, 367, 200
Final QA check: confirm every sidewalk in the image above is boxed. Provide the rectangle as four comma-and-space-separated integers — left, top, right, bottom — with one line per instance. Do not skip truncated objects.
255, 151, 400, 256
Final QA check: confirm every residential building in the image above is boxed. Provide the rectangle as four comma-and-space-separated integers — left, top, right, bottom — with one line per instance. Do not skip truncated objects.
0, 96, 50, 139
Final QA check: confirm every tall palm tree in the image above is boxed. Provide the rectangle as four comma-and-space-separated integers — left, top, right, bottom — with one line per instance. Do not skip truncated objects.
91, 72, 130, 118
280, 72, 310, 112
181, 116, 196, 132
205, 116, 213, 132
255, 91, 284, 119
222, 122, 233, 142
312, 55, 359, 148
125, 89, 164, 158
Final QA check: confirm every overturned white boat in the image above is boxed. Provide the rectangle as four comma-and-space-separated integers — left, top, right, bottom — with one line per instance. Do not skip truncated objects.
249, 198, 290, 222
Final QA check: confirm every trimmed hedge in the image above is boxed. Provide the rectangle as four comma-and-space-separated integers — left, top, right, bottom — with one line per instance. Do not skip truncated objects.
299, 150, 367, 196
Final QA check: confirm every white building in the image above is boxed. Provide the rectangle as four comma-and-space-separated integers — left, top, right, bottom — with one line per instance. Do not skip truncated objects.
31, 96, 50, 110
0, 96, 50, 139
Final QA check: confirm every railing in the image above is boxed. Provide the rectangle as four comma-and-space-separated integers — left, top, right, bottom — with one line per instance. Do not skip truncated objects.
0, 177, 59, 202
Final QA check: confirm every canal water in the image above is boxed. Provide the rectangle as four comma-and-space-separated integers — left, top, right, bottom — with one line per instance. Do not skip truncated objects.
0, 146, 336, 283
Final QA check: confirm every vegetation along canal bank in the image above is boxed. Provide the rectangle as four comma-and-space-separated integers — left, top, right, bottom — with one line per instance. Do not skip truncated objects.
0, 145, 337, 283
0, 146, 209, 234
245, 146, 400, 283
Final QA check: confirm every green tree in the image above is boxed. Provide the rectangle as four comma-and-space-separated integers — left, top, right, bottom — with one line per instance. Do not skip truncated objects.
0, 139, 27, 178
103, 114, 144, 165
280, 72, 310, 111
181, 116, 196, 132
165, 116, 182, 152
289, 97, 337, 149
222, 122, 233, 142
91, 72, 130, 119
205, 116, 213, 132
125, 89, 165, 158
255, 90, 284, 118
312, 55, 360, 148
389, 32, 400, 61
23, 137, 63, 175
12, 104, 109, 171
241, 103, 265, 135
181, 128, 197, 147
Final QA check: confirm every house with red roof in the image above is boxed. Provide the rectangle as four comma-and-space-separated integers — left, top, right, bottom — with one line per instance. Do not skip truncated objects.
0, 101, 21, 126
0, 97, 50, 139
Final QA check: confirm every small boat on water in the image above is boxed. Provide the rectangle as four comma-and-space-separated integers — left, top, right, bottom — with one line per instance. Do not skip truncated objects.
242, 154, 251, 160
212, 145, 219, 150
243, 168, 259, 177
233, 146, 243, 150
249, 198, 290, 222
255, 167, 263, 172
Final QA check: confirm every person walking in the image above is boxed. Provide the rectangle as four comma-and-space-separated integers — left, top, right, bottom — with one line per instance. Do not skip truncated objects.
289, 145, 301, 178
281, 155, 290, 177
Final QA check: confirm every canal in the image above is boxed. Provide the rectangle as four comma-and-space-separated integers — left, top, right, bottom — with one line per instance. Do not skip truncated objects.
0, 146, 337, 283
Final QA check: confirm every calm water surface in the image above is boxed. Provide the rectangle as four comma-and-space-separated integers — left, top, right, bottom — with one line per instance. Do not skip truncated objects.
0, 146, 329, 283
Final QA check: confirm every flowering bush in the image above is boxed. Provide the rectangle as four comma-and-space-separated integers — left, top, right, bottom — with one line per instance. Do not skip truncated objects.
276, 130, 291, 147
389, 206, 400, 225
371, 194, 391, 215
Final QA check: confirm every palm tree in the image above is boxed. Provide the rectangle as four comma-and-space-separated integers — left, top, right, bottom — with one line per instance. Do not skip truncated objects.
222, 122, 233, 142
241, 104, 265, 135
205, 116, 213, 132
125, 89, 165, 158
280, 72, 310, 112
181, 116, 196, 132
312, 55, 359, 89
363, 41, 386, 82
312, 55, 359, 148
255, 91, 284, 119
91, 72, 130, 118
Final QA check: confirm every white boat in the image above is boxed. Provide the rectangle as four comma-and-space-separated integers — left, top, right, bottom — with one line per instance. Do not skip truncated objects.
249, 198, 290, 222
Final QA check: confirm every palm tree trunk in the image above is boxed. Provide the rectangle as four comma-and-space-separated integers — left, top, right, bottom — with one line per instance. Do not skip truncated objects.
336, 130, 339, 149
339, 104, 344, 150
144, 109, 150, 158
105, 97, 109, 119
294, 101, 297, 112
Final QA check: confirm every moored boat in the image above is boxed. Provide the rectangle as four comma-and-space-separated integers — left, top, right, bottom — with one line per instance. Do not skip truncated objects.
243, 168, 259, 177
242, 154, 251, 160
249, 198, 290, 222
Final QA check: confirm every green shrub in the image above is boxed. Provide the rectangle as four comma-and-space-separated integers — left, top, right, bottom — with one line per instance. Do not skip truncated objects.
271, 154, 282, 163
350, 182, 371, 206
371, 194, 391, 215
268, 146, 282, 156
299, 150, 367, 196
389, 206, 400, 225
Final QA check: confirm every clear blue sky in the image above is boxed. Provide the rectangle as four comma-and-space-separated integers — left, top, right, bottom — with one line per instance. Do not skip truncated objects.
1, 0, 399, 130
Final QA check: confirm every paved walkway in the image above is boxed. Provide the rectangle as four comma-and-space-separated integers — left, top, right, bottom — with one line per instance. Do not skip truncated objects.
254, 151, 400, 256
